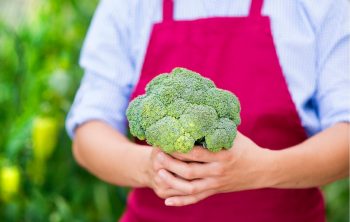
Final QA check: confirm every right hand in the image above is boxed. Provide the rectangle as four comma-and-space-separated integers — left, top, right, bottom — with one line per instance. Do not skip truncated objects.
144, 148, 186, 199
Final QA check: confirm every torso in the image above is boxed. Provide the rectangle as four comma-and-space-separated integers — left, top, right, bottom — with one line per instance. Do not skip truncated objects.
120, 0, 325, 221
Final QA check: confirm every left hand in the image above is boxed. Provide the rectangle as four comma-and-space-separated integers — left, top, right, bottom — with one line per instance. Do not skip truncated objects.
156, 132, 273, 206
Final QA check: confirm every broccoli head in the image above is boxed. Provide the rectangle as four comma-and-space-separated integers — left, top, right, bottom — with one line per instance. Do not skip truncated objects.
126, 67, 241, 153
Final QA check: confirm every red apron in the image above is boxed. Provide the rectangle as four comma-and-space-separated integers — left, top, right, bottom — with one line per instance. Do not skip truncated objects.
121, 0, 325, 221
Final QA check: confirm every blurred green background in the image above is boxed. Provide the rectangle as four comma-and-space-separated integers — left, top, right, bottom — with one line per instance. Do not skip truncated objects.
0, 0, 348, 221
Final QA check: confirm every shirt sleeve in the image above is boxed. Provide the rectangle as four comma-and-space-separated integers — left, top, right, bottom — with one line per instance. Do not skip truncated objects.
66, 0, 135, 138
315, 0, 350, 130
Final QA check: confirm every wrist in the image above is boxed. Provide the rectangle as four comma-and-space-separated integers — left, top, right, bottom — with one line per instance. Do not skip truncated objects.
256, 147, 280, 189
132, 144, 153, 188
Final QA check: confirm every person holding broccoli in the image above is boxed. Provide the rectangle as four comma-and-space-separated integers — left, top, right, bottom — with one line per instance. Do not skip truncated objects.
66, 0, 349, 221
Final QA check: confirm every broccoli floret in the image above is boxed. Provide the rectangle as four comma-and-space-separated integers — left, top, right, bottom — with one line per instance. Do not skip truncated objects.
205, 118, 237, 152
126, 67, 241, 153
139, 95, 166, 129
205, 88, 241, 125
145, 116, 183, 153
145, 73, 170, 93
179, 104, 217, 140
167, 99, 189, 118
126, 95, 146, 140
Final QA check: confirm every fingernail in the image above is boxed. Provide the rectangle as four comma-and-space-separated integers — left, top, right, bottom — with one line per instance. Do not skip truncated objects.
157, 153, 165, 162
158, 170, 166, 179
165, 199, 174, 206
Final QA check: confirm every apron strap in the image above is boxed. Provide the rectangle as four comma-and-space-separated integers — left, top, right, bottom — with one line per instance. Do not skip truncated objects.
163, 0, 174, 22
163, 0, 263, 21
249, 0, 264, 17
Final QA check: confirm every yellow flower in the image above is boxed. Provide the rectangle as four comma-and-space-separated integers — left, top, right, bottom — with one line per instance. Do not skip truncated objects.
0, 165, 20, 201
32, 116, 59, 160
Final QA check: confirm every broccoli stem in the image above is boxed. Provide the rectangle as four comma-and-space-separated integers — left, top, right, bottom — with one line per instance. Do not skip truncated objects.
194, 137, 207, 148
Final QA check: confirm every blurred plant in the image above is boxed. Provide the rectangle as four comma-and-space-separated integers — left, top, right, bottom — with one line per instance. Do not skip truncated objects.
0, 0, 127, 221
323, 179, 349, 222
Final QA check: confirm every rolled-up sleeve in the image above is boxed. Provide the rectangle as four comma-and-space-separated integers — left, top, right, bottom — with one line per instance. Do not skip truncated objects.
66, 0, 134, 138
315, 0, 350, 130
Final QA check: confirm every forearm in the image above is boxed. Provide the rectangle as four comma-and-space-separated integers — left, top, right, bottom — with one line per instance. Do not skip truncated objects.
267, 122, 349, 188
73, 120, 151, 187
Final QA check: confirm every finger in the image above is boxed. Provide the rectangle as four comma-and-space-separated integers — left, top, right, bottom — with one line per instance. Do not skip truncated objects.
155, 188, 186, 199
165, 190, 214, 206
151, 147, 163, 158
151, 148, 168, 171
171, 146, 221, 162
157, 152, 218, 179
158, 169, 216, 194
155, 174, 192, 193
158, 169, 194, 194
154, 175, 186, 198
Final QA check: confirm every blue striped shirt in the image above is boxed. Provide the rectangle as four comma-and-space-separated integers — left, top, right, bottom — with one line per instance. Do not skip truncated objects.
66, 0, 350, 138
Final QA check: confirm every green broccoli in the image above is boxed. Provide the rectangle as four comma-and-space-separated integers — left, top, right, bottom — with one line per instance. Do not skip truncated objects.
126, 68, 241, 153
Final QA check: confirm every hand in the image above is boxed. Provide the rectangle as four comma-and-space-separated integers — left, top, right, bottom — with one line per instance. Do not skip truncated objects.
143, 148, 188, 199
157, 132, 273, 206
